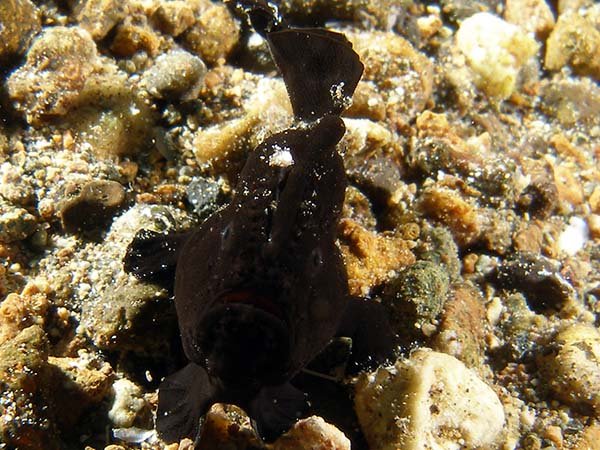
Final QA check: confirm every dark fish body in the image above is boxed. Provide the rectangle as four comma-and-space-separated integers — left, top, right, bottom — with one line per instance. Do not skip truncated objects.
176, 116, 348, 386
124, 4, 396, 443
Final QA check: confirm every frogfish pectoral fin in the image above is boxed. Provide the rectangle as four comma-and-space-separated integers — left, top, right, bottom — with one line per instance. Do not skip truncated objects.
248, 382, 308, 441
156, 363, 220, 444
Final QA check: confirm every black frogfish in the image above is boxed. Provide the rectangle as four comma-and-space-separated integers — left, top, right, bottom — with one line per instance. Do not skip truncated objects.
124, 1, 395, 443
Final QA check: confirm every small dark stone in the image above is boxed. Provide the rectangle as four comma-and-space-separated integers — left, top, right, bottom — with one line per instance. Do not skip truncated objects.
516, 175, 559, 219
346, 156, 403, 211
60, 180, 127, 233
186, 177, 226, 217
487, 252, 575, 313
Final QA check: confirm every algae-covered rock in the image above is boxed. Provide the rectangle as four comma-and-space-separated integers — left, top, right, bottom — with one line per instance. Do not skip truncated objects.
355, 349, 505, 450
382, 261, 450, 340
456, 12, 539, 99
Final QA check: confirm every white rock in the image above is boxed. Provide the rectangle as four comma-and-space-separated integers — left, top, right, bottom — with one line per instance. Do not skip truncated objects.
108, 378, 149, 428
273, 416, 350, 450
355, 349, 505, 450
455, 12, 538, 99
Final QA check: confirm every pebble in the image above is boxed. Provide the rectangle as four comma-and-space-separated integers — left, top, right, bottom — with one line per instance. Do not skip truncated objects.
152, 1, 196, 37
48, 354, 114, 427
354, 349, 506, 450
434, 283, 487, 368
347, 30, 434, 124
537, 324, 600, 415
110, 22, 161, 58
417, 185, 482, 249
6, 26, 99, 124
74, 0, 128, 41
60, 180, 127, 234
0, 0, 40, 63
504, 0, 555, 38
545, 12, 600, 80
0, 282, 49, 345
0, 202, 37, 243
273, 416, 350, 450
182, 1, 240, 65
0, 325, 59, 449
141, 49, 207, 101
338, 218, 415, 297
540, 77, 600, 127
455, 12, 539, 99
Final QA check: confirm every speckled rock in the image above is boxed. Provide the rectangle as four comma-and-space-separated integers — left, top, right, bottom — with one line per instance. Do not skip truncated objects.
48, 353, 114, 427
504, 0, 555, 38
338, 218, 415, 297
0, 201, 37, 243
81, 278, 170, 353
108, 378, 152, 428
536, 324, 600, 415
152, 1, 196, 37
417, 184, 482, 249
110, 21, 162, 58
574, 424, 600, 450
455, 12, 539, 99
0, 325, 59, 450
60, 180, 127, 234
0, 0, 40, 64
273, 416, 350, 450
501, 293, 550, 360
540, 77, 600, 127
0, 281, 49, 345
182, 1, 240, 65
545, 12, 600, 80
355, 349, 506, 450
434, 283, 487, 368
347, 30, 434, 124
141, 49, 207, 101
74, 0, 128, 41
382, 261, 449, 341
6, 26, 100, 124
69, 70, 157, 157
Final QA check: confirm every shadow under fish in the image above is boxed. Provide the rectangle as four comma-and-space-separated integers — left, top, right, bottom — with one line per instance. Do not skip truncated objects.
124, 1, 397, 444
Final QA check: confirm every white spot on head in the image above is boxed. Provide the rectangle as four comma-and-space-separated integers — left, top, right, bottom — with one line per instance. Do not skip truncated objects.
269, 145, 294, 167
